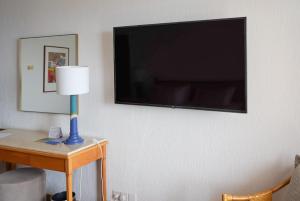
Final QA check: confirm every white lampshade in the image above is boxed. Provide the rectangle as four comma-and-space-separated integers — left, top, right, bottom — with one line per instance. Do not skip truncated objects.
56, 66, 89, 95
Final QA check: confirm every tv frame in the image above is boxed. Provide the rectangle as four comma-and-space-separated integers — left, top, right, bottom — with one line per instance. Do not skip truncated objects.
113, 17, 247, 113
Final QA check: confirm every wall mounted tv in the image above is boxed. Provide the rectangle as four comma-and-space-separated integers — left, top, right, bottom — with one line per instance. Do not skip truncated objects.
114, 17, 247, 113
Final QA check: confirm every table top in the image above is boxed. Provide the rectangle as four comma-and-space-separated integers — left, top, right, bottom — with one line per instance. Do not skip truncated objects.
0, 129, 107, 158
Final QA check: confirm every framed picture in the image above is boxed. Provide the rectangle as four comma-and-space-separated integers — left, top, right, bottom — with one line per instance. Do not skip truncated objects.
43, 46, 69, 92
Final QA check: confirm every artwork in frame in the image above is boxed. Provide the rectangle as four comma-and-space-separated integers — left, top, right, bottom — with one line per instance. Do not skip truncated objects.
43, 46, 69, 92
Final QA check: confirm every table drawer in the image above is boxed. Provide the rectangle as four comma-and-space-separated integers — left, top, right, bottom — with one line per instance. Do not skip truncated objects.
0, 149, 30, 165
0, 149, 65, 172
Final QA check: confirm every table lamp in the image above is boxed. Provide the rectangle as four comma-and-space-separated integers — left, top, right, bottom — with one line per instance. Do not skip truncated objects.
56, 66, 89, 145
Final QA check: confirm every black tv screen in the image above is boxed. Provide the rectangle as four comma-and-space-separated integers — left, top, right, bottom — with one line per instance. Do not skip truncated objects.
114, 17, 247, 113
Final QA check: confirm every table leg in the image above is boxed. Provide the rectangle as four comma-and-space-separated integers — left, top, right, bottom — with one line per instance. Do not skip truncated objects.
101, 145, 107, 201
66, 172, 73, 201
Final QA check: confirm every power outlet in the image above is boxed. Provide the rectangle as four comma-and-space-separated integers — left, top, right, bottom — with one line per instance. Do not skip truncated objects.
128, 193, 137, 201
112, 191, 136, 201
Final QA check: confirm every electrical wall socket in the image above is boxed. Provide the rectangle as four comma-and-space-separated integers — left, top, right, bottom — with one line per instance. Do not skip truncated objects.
128, 193, 137, 201
112, 191, 136, 201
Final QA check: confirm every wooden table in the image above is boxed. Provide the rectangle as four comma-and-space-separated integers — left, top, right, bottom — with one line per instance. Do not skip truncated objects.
0, 129, 108, 201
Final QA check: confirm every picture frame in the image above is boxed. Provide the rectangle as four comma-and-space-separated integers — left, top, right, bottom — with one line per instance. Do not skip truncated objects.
43, 46, 69, 92
19, 34, 78, 114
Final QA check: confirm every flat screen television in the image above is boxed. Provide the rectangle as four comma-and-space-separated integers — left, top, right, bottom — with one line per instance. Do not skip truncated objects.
114, 17, 247, 113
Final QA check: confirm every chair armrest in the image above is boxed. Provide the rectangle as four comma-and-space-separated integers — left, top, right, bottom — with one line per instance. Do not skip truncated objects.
223, 191, 272, 201
222, 177, 291, 201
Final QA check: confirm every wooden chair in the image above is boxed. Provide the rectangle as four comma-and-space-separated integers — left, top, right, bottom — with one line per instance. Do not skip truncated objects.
222, 177, 291, 201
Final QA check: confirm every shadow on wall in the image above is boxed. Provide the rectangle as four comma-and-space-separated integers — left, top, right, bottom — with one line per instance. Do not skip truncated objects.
100, 32, 115, 104
211, 159, 292, 201
16, 40, 21, 111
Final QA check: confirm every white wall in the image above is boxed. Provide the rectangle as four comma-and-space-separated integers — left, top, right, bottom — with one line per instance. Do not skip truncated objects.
1, 0, 300, 201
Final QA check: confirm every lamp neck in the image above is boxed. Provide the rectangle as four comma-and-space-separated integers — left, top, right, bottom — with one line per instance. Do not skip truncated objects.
70, 95, 78, 134
70, 95, 78, 115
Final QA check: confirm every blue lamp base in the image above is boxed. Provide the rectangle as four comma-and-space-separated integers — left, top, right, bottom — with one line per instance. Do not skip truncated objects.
65, 132, 84, 144
64, 95, 84, 145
